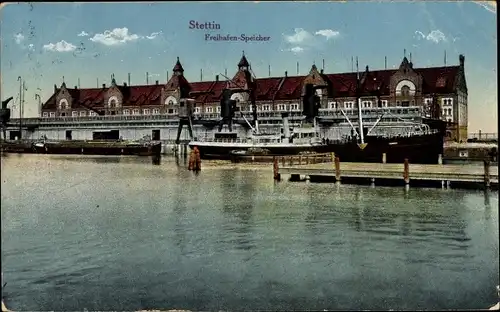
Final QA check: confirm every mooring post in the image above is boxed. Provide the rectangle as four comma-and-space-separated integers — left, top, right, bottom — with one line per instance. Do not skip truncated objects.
382, 153, 387, 164
403, 158, 410, 186
273, 156, 281, 181
335, 156, 341, 183
438, 154, 443, 165
484, 159, 491, 189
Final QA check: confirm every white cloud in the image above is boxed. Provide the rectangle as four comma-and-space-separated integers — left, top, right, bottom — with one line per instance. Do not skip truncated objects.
282, 28, 340, 54
146, 31, 162, 40
473, 1, 496, 13
89, 27, 140, 46
14, 33, 25, 44
415, 30, 447, 43
315, 29, 340, 40
43, 40, 77, 52
77, 31, 89, 37
290, 46, 304, 54
283, 28, 314, 44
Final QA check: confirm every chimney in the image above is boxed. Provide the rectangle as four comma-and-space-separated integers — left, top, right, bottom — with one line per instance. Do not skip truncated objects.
124, 82, 127, 87
285, 71, 288, 77
128, 73, 131, 86
320, 69, 324, 74
102, 83, 106, 88
216, 75, 219, 81
74, 86, 78, 89
54, 84, 57, 93
459, 54, 465, 67
155, 80, 159, 85
365, 65, 369, 72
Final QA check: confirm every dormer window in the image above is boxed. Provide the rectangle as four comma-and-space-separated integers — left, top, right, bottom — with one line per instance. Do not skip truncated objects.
110, 99, 116, 108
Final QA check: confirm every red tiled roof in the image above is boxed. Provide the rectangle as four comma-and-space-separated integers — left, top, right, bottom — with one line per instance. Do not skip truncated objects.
42, 64, 461, 110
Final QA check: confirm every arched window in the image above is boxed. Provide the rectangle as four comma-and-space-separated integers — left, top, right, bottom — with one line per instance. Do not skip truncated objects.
401, 85, 410, 97
59, 99, 68, 110
110, 99, 117, 108
168, 100, 174, 105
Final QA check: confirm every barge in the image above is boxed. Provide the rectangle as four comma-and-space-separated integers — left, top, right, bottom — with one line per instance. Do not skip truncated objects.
31, 140, 161, 156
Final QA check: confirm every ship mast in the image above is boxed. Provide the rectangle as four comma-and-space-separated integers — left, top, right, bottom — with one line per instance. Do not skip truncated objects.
356, 57, 366, 148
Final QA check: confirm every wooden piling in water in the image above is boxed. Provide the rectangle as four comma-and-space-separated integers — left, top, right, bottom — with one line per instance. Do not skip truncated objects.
403, 158, 410, 185
273, 156, 281, 181
334, 156, 341, 182
188, 146, 201, 171
484, 159, 491, 188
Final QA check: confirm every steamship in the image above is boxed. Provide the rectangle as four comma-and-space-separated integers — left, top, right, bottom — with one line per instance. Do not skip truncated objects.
188, 82, 446, 164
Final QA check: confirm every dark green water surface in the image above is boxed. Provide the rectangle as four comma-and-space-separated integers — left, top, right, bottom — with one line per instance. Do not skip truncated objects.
1, 154, 498, 311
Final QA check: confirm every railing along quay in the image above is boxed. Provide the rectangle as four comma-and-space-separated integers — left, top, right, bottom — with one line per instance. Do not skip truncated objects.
272, 153, 499, 190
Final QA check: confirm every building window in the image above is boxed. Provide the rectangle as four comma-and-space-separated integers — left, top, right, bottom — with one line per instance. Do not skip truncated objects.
168, 100, 174, 105
401, 85, 410, 97
216, 106, 221, 113
132, 109, 140, 115
362, 101, 372, 108
58, 99, 69, 110
442, 98, 453, 106
42, 112, 48, 117
143, 109, 150, 115
79, 111, 86, 116
290, 104, 299, 111
123, 109, 130, 115
89, 111, 97, 116
173, 109, 178, 115
344, 101, 354, 109
152, 108, 160, 115
277, 104, 287, 111
381, 100, 388, 107
328, 102, 337, 109
194, 107, 201, 114
447, 108, 452, 115
109, 99, 117, 108
206, 106, 213, 113
263, 105, 271, 111
396, 101, 400, 106
72, 111, 78, 117
49, 112, 55, 117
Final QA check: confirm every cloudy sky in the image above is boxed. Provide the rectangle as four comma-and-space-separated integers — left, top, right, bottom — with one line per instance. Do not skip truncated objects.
0, 1, 497, 132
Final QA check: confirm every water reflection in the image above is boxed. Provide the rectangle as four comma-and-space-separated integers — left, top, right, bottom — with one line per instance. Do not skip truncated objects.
220, 170, 256, 252
152, 155, 161, 165
1, 155, 498, 311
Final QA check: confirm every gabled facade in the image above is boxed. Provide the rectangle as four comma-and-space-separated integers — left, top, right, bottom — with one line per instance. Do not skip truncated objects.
41, 54, 468, 141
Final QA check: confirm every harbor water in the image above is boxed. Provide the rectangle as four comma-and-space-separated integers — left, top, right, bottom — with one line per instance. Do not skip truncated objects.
1, 154, 498, 311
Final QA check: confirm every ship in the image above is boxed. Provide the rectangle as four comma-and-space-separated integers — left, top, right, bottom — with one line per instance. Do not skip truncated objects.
188, 71, 446, 164
31, 136, 162, 156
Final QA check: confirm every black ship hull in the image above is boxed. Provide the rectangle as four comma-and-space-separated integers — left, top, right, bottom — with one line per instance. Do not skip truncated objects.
32, 141, 162, 156
190, 132, 444, 164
